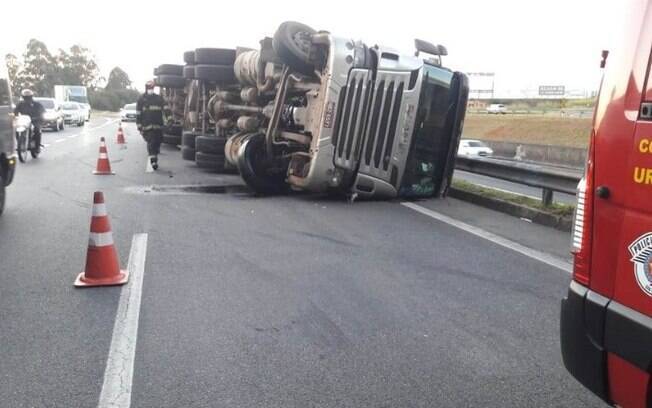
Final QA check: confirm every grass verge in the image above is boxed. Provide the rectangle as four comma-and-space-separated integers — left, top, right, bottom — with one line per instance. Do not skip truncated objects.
452, 179, 575, 217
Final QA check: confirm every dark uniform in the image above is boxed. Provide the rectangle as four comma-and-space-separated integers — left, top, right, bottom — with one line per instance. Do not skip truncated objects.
136, 92, 167, 161
14, 99, 45, 150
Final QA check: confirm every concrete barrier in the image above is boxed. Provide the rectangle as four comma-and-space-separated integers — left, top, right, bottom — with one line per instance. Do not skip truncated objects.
478, 140, 587, 168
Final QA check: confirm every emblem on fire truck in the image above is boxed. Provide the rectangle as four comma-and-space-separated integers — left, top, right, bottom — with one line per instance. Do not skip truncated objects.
628, 233, 652, 297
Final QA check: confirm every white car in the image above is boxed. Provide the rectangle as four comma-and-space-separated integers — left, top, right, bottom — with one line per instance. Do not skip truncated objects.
35, 97, 65, 131
61, 102, 86, 127
78, 103, 91, 121
458, 139, 494, 157
120, 103, 138, 122
487, 103, 508, 114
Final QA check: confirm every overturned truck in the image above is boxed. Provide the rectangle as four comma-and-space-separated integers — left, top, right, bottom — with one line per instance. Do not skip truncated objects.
212, 22, 469, 199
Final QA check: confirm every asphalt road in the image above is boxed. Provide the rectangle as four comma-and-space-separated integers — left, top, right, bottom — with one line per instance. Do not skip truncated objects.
0, 114, 604, 407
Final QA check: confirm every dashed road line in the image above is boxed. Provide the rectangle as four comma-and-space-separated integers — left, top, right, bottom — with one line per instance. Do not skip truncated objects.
401, 202, 572, 273
98, 233, 148, 408
54, 139, 66, 143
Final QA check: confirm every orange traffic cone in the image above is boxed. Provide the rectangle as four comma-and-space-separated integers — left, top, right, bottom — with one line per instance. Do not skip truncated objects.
74, 192, 128, 287
116, 124, 126, 145
93, 137, 115, 175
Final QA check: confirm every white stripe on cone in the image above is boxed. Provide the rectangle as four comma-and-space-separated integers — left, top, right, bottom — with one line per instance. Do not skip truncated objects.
99, 153, 108, 159
89, 231, 114, 247
92, 203, 107, 217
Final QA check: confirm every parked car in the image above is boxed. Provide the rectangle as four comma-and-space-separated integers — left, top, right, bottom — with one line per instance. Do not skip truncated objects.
120, 103, 138, 122
61, 102, 85, 126
457, 139, 493, 157
560, 2, 652, 406
34, 97, 64, 131
486, 103, 507, 114
0, 63, 16, 216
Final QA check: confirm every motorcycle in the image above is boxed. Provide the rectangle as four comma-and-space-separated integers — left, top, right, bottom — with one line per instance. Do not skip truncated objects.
15, 114, 40, 163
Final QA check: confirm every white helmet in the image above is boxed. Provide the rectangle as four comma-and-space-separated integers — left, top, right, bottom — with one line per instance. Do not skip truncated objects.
21, 89, 34, 98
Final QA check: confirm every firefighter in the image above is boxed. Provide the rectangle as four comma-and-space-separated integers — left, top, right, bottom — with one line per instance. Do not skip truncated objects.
136, 81, 167, 170
14, 89, 45, 152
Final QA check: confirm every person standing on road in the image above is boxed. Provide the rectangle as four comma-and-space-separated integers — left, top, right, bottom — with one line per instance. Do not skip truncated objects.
136, 81, 167, 170
13, 89, 45, 153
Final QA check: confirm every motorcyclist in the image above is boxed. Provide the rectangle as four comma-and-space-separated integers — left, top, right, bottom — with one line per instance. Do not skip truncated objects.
136, 81, 167, 170
13, 89, 45, 152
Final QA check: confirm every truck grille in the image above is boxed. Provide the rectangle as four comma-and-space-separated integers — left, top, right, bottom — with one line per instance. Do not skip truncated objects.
333, 69, 407, 184
333, 69, 372, 170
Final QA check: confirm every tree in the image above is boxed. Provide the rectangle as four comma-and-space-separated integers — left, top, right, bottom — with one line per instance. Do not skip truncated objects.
106, 67, 132, 90
20, 39, 56, 97
55, 45, 100, 87
4, 54, 21, 96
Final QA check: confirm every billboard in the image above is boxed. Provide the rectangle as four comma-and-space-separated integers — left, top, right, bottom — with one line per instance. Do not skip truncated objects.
538, 85, 565, 96
467, 72, 495, 98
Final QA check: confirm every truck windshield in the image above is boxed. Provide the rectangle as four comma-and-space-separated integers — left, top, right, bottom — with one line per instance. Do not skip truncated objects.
400, 65, 463, 198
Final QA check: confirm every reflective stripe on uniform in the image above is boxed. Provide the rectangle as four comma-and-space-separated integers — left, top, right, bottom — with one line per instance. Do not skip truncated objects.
88, 231, 114, 247
142, 105, 163, 111
143, 124, 162, 130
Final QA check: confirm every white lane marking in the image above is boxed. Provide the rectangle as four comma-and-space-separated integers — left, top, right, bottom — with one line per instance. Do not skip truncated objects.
42, 143, 50, 148
98, 233, 148, 408
67, 134, 79, 139
145, 160, 153, 173
401, 202, 572, 274
54, 139, 66, 143
88, 118, 120, 132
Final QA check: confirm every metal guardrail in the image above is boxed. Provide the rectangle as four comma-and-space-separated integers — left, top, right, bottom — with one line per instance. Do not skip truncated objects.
454, 156, 583, 206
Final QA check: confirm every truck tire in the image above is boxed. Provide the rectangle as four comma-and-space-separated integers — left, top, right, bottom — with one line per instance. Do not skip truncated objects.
194, 65, 236, 83
157, 64, 184, 76
165, 124, 183, 136
236, 133, 289, 195
182, 131, 199, 149
156, 75, 186, 89
194, 48, 236, 65
195, 136, 227, 155
0, 172, 5, 216
196, 151, 226, 172
183, 51, 195, 65
183, 65, 195, 79
163, 134, 181, 146
181, 146, 196, 161
273, 21, 317, 75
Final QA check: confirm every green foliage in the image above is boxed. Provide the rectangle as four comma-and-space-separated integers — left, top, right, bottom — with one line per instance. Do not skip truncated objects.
5, 39, 138, 111
89, 88, 140, 112
6, 39, 101, 98
106, 67, 132, 90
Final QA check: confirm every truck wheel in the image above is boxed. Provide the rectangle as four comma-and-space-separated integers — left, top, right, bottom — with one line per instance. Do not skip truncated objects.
0, 172, 5, 216
163, 134, 182, 146
236, 133, 289, 195
196, 151, 226, 172
181, 146, 196, 161
183, 51, 195, 65
194, 65, 236, 83
155, 75, 186, 89
195, 136, 227, 155
273, 21, 317, 75
183, 65, 196, 80
181, 131, 199, 149
157, 64, 184, 76
194, 48, 236, 65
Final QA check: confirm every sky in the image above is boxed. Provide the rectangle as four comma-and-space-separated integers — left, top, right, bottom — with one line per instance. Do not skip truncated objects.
3, 0, 629, 95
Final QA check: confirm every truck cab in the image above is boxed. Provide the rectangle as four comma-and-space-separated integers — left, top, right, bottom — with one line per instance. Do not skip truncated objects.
0, 60, 16, 215
560, 1, 652, 406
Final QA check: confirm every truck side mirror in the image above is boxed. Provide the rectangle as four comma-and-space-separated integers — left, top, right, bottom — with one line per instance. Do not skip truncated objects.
414, 39, 447, 57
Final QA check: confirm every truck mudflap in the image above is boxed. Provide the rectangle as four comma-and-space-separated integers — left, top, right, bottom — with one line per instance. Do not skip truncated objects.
561, 280, 652, 404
